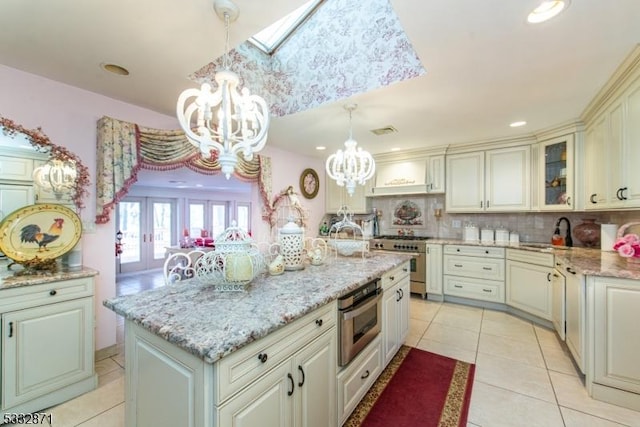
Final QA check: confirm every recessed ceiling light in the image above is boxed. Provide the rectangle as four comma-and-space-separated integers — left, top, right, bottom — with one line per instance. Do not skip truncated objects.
101, 63, 130, 76
316, 146, 326, 150
510, 121, 527, 127
527, 1, 569, 24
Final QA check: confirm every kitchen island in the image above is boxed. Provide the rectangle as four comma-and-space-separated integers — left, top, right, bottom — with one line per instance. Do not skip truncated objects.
104, 251, 412, 427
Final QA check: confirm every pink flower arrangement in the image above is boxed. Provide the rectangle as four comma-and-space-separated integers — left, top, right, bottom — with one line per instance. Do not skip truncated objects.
613, 233, 640, 258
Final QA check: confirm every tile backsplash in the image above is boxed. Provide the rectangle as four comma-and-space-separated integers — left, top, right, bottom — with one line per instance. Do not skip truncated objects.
369, 195, 640, 247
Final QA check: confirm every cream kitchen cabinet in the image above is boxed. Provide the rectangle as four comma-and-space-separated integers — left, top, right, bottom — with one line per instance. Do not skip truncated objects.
0, 276, 96, 417
443, 245, 505, 303
381, 262, 410, 367
126, 301, 337, 427
551, 265, 566, 341
427, 155, 445, 193
564, 264, 585, 374
325, 175, 369, 214
336, 335, 382, 425
584, 62, 640, 210
446, 145, 530, 212
426, 243, 443, 298
538, 134, 575, 210
588, 276, 640, 411
0, 155, 34, 182
506, 249, 554, 321
0, 184, 34, 220
219, 329, 336, 427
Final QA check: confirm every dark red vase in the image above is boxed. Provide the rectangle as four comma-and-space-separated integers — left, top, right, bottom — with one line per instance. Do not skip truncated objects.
573, 218, 600, 247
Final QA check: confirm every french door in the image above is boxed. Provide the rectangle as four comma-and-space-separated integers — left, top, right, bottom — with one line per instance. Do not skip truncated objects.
117, 197, 176, 274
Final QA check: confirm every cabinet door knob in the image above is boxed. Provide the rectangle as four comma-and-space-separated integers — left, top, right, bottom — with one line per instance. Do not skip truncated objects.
258, 353, 268, 363
315, 319, 323, 327
49, 290, 57, 296
390, 276, 395, 281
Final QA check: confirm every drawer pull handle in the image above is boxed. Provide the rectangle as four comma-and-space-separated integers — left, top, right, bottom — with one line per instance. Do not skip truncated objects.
361, 370, 370, 379
454, 264, 463, 268
258, 353, 268, 363
454, 284, 463, 288
399, 288, 404, 300
49, 289, 57, 296
390, 276, 395, 281
485, 250, 489, 254
482, 288, 492, 293
566, 267, 576, 275
396, 289, 401, 302
456, 248, 460, 252
8, 321, 13, 338
590, 193, 597, 204
287, 373, 294, 396
403, 268, 408, 272
315, 319, 323, 327
482, 267, 492, 271
298, 365, 305, 387
547, 272, 551, 282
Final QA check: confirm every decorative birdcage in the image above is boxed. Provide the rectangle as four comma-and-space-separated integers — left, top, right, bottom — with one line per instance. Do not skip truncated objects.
164, 222, 265, 291
328, 207, 369, 259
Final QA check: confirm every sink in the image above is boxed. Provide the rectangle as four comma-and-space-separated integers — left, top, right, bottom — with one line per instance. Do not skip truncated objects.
517, 243, 570, 251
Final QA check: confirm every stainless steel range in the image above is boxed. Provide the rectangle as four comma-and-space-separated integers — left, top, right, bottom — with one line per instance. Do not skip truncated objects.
370, 235, 429, 298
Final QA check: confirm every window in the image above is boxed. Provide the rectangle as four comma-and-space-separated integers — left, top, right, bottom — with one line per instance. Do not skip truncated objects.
249, 0, 322, 54
186, 200, 251, 239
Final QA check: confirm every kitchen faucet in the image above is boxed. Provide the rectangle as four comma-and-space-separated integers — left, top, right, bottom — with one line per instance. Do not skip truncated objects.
554, 217, 573, 247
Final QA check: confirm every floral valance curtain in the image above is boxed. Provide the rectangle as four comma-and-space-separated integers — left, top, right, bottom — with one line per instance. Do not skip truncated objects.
95, 116, 272, 224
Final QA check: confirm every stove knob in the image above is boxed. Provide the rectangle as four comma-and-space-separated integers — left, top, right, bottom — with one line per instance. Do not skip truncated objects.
393, 244, 399, 249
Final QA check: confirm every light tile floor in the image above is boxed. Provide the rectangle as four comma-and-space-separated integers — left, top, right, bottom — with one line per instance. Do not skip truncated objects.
40, 272, 640, 426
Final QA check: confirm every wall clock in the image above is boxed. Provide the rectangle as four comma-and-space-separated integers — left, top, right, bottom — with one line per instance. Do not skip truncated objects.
300, 168, 319, 199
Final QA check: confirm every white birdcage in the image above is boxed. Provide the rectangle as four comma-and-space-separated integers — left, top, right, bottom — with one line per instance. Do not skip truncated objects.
164, 222, 265, 291
328, 207, 369, 259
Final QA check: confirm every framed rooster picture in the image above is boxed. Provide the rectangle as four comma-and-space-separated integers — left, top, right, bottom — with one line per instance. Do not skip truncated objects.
0, 203, 82, 262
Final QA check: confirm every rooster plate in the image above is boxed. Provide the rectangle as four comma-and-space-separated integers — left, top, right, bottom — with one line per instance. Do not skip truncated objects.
0, 204, 82, 262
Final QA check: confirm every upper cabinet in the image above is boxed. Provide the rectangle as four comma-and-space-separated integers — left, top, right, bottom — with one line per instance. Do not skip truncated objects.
325, 175, 370, 214
583, 47, 640, 210
538, 134, 575, 211
446, 145, 530, 212
368, 154, 445, 197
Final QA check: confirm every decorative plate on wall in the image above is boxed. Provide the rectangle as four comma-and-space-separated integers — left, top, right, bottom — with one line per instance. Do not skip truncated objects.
0, 204, 82, 262
300, 168, 319, 199
393, 200, 423, 226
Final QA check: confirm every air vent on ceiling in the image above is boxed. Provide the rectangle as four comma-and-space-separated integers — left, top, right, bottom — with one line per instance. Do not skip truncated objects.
370, 126, 398, 136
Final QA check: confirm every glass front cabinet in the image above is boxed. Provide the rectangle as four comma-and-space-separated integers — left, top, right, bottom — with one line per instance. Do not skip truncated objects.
539, 134, 574, 211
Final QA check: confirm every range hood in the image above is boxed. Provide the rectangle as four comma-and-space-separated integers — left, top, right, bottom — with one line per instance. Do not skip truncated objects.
368, 159, 429, 196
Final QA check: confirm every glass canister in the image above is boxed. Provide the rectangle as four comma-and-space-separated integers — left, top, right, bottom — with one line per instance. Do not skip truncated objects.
279, 218, 305, 270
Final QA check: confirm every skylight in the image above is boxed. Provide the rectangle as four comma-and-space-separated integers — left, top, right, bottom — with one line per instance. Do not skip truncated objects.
249, 0, 322, 54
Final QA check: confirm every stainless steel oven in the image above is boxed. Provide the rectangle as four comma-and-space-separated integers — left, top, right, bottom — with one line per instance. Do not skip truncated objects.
338, 278, 382, 366
370, 236, 429, 298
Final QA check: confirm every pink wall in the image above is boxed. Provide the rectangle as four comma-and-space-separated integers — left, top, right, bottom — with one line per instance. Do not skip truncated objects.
0, 64, 326, 350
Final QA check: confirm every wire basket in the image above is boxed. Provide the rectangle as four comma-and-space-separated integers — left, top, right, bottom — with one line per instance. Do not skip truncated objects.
614, 222, 640, 265
328, 207, 369, 259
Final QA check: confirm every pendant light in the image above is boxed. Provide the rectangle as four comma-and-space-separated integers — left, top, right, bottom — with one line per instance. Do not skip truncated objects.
325, 104, 375, 196
176, 0, 270, 179
32, 159, 77, 199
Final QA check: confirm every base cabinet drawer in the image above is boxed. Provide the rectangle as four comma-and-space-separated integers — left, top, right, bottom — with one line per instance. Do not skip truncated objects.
444, 255, 505, 281
443, 275, 505, 303
337, 336, 382, 425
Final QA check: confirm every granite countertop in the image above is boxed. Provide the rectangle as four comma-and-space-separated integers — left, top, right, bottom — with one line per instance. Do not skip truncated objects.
0, 259, 98, 290
104, 252, 413, 364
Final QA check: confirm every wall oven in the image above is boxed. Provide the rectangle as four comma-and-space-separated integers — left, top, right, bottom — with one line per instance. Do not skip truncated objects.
338, 278, 383, 366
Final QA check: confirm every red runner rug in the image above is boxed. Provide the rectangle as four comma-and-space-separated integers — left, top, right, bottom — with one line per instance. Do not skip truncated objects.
344, 346, 475, 427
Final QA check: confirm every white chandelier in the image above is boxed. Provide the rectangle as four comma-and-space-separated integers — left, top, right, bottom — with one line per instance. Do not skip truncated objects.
32, 159, 77, 198
176, 0, 270, 179
326, 104, 375, 196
